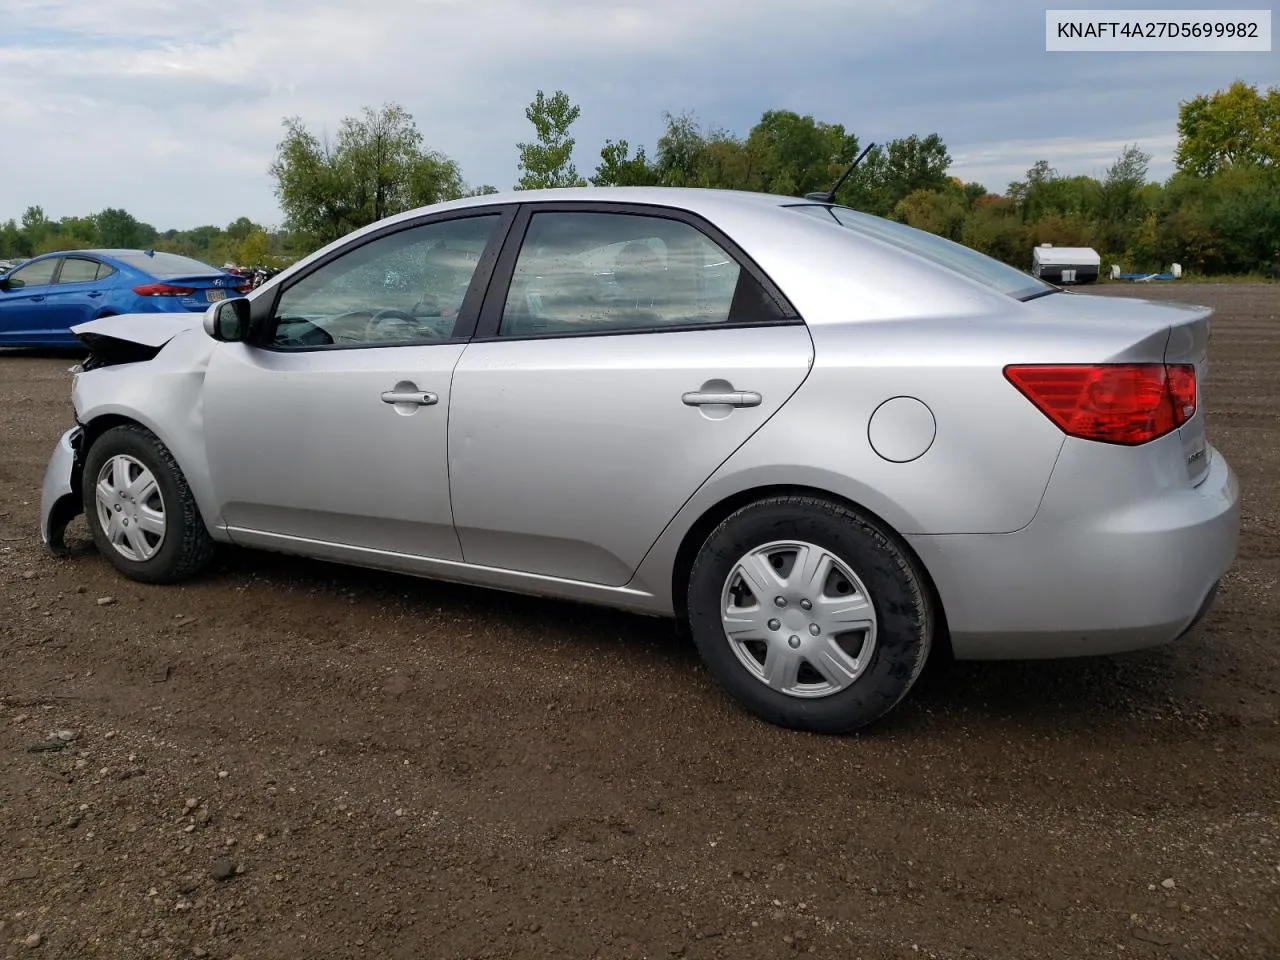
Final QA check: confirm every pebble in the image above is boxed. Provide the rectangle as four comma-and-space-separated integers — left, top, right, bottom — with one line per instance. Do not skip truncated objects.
21, 570, 37, 580
217, 771, 228, 779
23, 932, 42, 948
184, 798, 198, 812
55, 729, 78, 742
193, 950, 208, 958
1161, 878, 1176, 889
96, 597, 115, 606
210, 860, 236, 882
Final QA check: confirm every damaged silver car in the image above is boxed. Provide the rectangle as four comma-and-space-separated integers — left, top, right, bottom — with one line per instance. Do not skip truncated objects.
39, 187, 1239, 733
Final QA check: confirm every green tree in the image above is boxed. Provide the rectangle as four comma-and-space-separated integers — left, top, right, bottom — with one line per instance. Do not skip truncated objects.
742, 110, 859, 196
236, 229, 272, 266
591, 139, 660, 186
654, 112, 709, 186
893, 188, 966, 241
516, 89, 587, 189
225, 216, 258, 243
962, 200, 1026, 265
269, 104, 463, 247
21, 206, 49, 251
96, 207, 156, 248
1098, 144, 1152, 254
1175, 81, 1280, 177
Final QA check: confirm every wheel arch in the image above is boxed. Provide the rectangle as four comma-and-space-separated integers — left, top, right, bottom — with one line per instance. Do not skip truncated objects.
77, 406, 223, 538
669, 483, 952, 658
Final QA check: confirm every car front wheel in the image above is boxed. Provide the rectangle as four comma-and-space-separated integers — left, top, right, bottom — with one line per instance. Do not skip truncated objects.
686, 496, 933, 733
82, 424, 215, 584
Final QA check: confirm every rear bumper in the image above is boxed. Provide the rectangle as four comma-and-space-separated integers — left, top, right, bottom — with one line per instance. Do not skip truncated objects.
908, 441, 1239, 659
40, 426, 85, 554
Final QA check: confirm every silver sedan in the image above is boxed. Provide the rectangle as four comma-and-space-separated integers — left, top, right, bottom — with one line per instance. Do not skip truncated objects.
39, 187, 1240, 733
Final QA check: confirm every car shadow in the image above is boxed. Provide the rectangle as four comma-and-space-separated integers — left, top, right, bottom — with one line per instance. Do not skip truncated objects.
178, 543, 1218, 739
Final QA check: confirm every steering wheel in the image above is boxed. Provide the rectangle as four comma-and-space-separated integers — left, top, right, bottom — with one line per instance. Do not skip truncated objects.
363, 308, 442, 342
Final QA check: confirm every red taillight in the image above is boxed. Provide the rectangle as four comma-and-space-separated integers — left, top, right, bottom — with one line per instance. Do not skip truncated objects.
1004, 363, 1197, 445
132, 283, 195, 297
236, 283, 252, 294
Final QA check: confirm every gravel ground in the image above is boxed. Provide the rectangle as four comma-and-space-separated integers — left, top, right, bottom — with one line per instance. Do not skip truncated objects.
1, 283, 1277, 959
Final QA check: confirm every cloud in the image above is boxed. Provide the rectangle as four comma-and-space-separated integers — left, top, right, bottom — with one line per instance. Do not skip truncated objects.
0, 0, 1273, 228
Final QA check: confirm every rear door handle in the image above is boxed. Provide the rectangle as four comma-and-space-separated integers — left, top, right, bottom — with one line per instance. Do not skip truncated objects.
31, 295, 45, 302
682, 390, 762, 408
88, 292, 103, 298
381, 389, 437, 406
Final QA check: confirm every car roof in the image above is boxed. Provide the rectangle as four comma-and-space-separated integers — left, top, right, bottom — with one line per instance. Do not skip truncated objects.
383, 186, 802, 227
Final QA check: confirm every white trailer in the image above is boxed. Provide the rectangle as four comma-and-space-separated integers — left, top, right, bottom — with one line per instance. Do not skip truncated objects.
1031, 244, 1100, 284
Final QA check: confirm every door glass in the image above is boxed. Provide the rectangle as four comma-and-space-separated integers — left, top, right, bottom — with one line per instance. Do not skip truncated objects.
498, 211, 782, 337
271, 214, 501, 348
6, 258, 58, 288
57, 258, 99, 284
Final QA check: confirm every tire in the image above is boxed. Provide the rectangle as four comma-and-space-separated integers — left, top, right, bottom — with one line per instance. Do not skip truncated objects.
82, 424, 215, 584
685, 496, 932, 734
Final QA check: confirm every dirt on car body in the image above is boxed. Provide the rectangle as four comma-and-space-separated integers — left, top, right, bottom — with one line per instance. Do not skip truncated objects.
1, 283, 1277, 958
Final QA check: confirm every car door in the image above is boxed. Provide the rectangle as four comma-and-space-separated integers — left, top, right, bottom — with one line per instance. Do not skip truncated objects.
447, 203, 815, 586
42, 256, 111, 337
201, 206, 515, 561
0, 256, 59, 342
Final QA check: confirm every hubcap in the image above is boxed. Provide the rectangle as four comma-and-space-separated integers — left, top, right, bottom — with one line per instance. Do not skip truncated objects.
720, 540, 878, 699
94, 455, 166, 562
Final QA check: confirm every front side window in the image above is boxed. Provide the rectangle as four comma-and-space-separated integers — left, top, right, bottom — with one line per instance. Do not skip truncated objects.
57, 258, 100, 284
6, 257, 58, 288
271, 214, 501, 348
499, 211, 785, 337
790, 204, 1055, 301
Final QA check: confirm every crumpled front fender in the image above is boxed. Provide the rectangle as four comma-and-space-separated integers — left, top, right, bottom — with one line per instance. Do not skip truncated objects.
40, 426, 85, 555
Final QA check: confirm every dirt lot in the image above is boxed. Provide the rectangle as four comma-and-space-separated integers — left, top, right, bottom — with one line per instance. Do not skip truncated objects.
1, 283, 1277, 960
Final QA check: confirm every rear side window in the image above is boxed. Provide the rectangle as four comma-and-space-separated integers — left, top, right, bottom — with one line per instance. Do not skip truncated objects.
790, 204, 1054, 301
499, 211, 785, 337
56, 258, 100, 284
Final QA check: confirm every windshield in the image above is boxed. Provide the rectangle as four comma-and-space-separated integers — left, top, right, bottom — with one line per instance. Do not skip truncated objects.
113, 251, 222, 277
789, 204, 1056, 301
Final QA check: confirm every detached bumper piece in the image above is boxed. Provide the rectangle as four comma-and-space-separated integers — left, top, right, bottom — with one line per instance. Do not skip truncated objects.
40, 426, 85, 555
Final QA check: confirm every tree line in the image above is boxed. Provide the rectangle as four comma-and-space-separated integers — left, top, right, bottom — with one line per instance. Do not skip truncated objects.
2, 80, 1276, 277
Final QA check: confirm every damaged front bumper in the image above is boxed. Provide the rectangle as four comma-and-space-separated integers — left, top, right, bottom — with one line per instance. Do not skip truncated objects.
40, 426, 85, 555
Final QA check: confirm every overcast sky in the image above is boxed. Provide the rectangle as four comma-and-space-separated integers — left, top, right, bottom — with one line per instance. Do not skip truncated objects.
0, 0, 1273, 231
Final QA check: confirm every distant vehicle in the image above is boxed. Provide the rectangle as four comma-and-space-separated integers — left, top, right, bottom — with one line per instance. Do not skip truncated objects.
38, 186, 1239, 734
0, 249, 248, 347
1031, 244, 1100, 284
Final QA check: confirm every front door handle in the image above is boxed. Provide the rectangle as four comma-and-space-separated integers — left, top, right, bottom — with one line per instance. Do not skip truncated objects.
31, 295, 45, 302
88, 291, 103, 298
381, 389, 438, 406
682, 390, 762, 408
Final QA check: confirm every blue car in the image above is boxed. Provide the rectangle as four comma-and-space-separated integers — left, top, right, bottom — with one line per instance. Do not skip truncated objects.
0, 249, 248, 347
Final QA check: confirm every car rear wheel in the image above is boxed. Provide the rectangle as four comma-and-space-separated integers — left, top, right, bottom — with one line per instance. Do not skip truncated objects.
82, 424, 215, 584
686, 495, 932, 733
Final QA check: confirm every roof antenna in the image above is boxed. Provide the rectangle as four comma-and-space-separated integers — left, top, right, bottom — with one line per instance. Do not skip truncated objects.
805, 142, 876, 203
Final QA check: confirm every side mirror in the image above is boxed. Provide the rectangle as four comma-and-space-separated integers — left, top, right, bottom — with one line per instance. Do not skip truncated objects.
204, 296, 250, 342
0, 277, 11, 292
